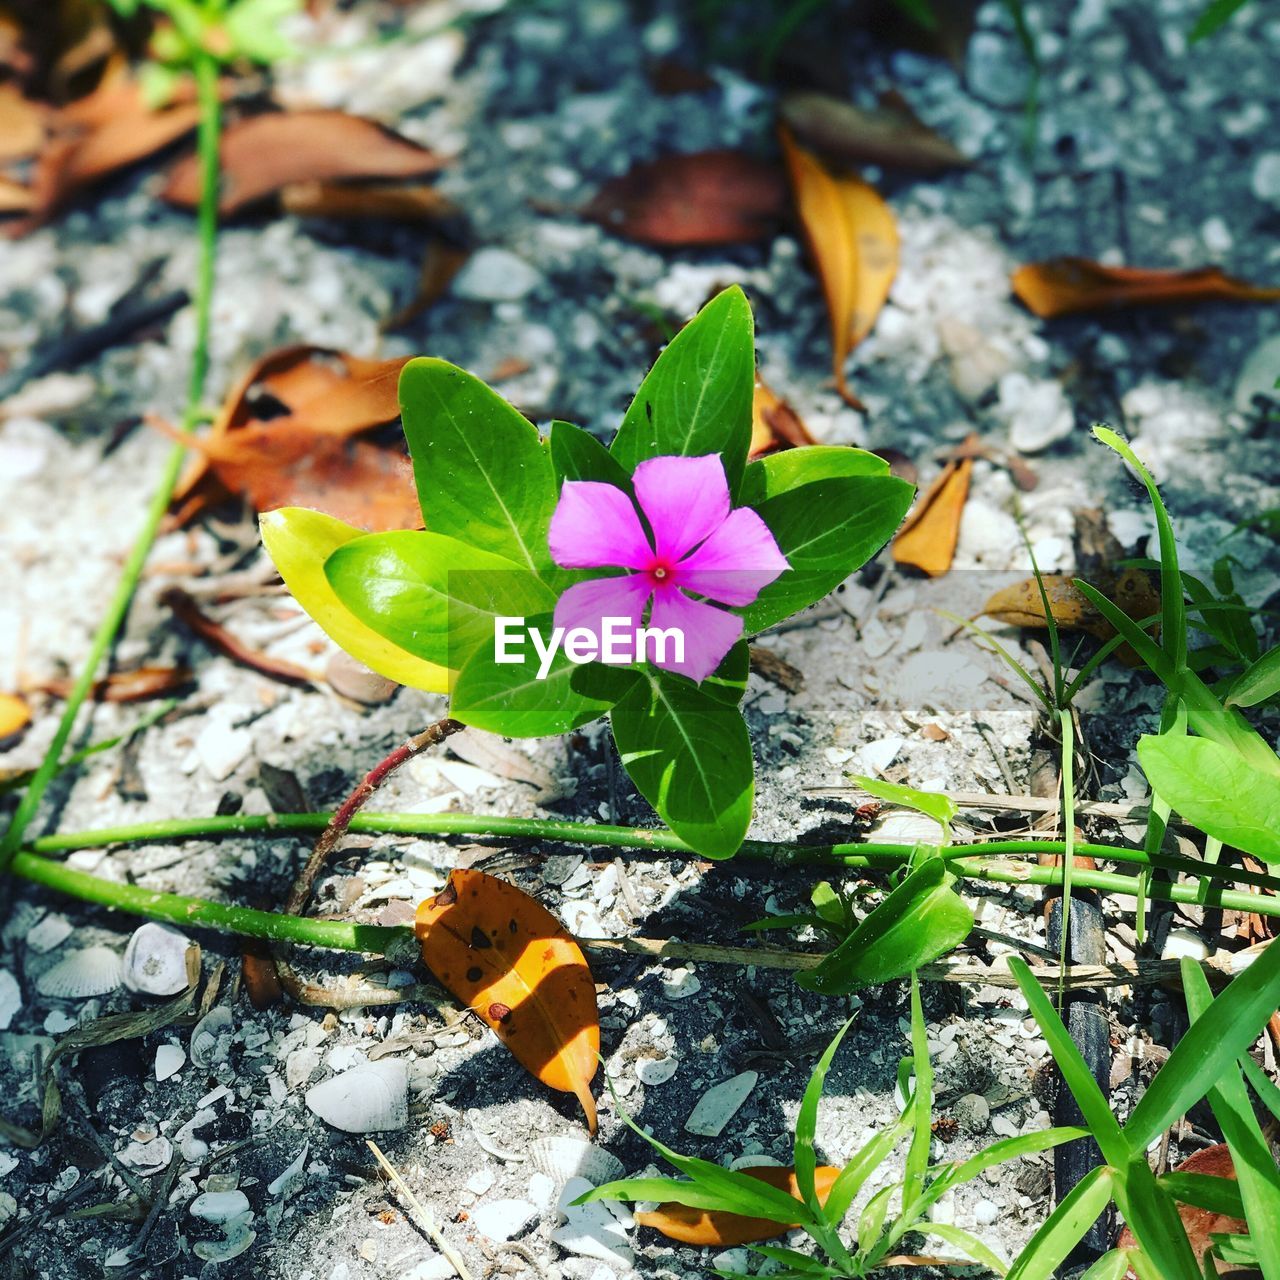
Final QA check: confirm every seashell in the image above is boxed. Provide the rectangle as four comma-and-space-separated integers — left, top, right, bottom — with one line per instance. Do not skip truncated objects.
0, 970, 20, 1031
635, 1055, 678, 1086
267, 1143, 308, 1199
117, 1136, 172, 1176
0, 1193, 17, 1230
551, 1175, 633, 1268
189, 1190, 250, 1224
305, 1060, 408, 1133
26, 913, 72, 954
684, 1070, 758, 1138
193, 1224, 255, 1263
155, 1042, 186, 1082
35, 945, 122, 999
530, 1137, 624, 1189
190, 1006, 234, 1067
122, 923, 195, 996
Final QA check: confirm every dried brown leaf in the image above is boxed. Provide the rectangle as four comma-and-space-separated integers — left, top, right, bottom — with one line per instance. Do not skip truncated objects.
892, 456, 972, 577
750, 377, 816, 458
585, 149, 788, 247
36, 665, 192, 702
279, 179, 458, 223
780, 90, 969, 172
1013, 257, 1280, 319
163, 110, 443, 216
780, 127, 898, 408
0, 83, 47, 162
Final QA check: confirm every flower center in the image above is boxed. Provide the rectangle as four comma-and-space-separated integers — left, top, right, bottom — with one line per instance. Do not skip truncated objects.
652, 566, 668, 580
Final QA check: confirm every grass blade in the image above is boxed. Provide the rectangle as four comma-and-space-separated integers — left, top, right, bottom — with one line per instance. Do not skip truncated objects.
821, 1112, 913, 1227
1006, 1165, 1114, 1280
794, 1015, 857, 1212
903, 972, 933, 1205
924, 1222, 1009, 1275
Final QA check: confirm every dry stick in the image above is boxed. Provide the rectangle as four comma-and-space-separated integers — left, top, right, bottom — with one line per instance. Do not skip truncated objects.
367, 1140, 474, 1280
805, 787, 1153, 822
274, 718, 464, 1007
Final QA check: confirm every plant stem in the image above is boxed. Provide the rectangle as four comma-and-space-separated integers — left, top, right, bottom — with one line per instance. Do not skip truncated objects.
0, 49, 222, 892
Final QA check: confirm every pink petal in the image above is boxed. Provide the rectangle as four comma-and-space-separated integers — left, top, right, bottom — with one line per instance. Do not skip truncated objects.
644, 585, 743, 683
549, 481, 653, 570
673, 507, 790, 606
553, 573, 652, 642
633, 454, 730, 563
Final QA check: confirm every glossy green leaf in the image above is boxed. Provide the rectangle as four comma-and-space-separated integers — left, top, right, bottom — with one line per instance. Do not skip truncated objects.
854, 776, 957, 837
259, 507, 449, 692
1079, 1249, 1136, 1280
611, 286, 755, 493
743, 474, 913, 634
324, 530, 554, 671
796, 858, 973, 994
739, 445, 891, 504
703, 639, 750, 705
449, 612, 612, 737
1006, 1166, 1115, 1280
1182, 959, 1280, 1280
1158, 1172, 1246, 1220
550, 420, 632, 489
1226, 642, 1280, 708
922, 1223, 1008, 1275
398, 357, 558, 573
856, 1184, 893, 1253
821, 1113, 912, 1228
609, 670, 754, 859
1137, 734, 1280, 861
903, 973, 932, 1205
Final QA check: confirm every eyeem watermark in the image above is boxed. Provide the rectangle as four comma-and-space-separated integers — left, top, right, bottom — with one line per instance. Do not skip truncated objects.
494, 616, 685, 679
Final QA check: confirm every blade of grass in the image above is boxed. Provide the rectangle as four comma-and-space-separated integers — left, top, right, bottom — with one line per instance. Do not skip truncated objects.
902, 972, 933, 1205
923, 1222, 1008, 1274
1006, 1165, 1115, 1280
794, 1015, 857, 1212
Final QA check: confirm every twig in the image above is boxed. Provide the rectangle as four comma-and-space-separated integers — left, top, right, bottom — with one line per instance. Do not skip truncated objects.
367, 1140, 474, 1280
804, 786, 1149, 821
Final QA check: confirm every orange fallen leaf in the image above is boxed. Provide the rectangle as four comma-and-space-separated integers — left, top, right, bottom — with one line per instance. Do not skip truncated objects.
1012, 258, 1280, 319
635, 1165, 840, 1246
750, 377, 816, 458
980, 567, 1160, 663
892, 456, 972, 576
0, 692, 31, 740
780, 90, 969, 172
279, 180, 459, 224
383, 239, 470, 331
171, 346, 412, 525
163, 110, 444, 216
35, 665, 192, 702
1118, 1145, 1245, 1274
415, 869, 599, 1132
0, 176, 37, 213
780, 126, 898, 409
0, 83, 47, 163
585, 149, 788, 247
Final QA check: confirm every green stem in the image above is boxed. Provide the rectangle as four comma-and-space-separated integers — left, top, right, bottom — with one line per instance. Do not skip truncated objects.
0, 50, 222, 891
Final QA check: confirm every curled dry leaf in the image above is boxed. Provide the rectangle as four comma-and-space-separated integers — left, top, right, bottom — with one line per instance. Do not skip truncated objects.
279, 180, 459, 224
415, 869, 599, 1132
163, 110, 444, 216
980, 566, 1160, 663
171, 346, 415, 529
749, 377, 816, 458
1012, 257, 1280, 319
635, 1165, 840, 1245
0, 692, 31, 740
1118, 1145, 1245, 1273
35, 665, 192, 702
780, 127, 898, 408
584, 149, 788, 247
892, 455, 972, 577
780, 90, 969, 172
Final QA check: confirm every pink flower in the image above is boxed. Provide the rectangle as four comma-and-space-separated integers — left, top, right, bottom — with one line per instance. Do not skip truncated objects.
548, 454, 789, 682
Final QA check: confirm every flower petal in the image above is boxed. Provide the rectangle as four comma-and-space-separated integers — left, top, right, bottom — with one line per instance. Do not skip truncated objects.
645, 586, 743, 683
633, 454, 730, 563
549, 481, 653, 570
553, 573, 652, 643
672, 507, 790, 606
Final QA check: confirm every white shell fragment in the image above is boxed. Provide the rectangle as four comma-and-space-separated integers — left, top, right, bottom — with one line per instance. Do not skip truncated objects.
191, 1007, 235, 1067
472, 1198, 538, 1241
190, 1190, 250, 1224
551, 1175, 633, 1268
26, 913, 73, 954
155, 1042, 186, 1082
531, 1137, 624, 1189
267, 1143, 309, 1199
122, 923, 194, 996
635, 1056, 677, 1087
193, 1225, 256, 1264
118, 1136, 172, 1176
36, 945, 122, 999
305, 1060, 409, 1133
0, 970, 20, 1030
684, 1071, 758, 1137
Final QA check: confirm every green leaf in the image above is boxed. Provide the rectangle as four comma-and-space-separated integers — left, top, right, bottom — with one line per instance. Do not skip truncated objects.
1226, 642, 1280, 708
794, 1016, 857, 1214
449, 612, 612, 737
224, 0, 302, 63
821, 1113, 913, 1227
853, 776, 957, 838
324, 531, 554, 671
398, 358, 558, 574
903, 973, 932, 1206
609, 670, 754, 859
856, 1183, 894, 1253
797, 858, 973, 994
739, 445, 892, 504
1079, 1250, 1137, 1280
550, 420, 633, 489
810, 881, 847, 927
1006, 1166, 1115, 1280
1125, 936, 1280, 1151
610, 286, 755, 493
259, 507, 450, 692
1189, 0, 1250, 41
1157, 1172, 1246, 1220
703, 639, 750, 705
1137, 734, 1280, 862
922, 1223, 1008, 1275
1182, 959, 1280, 1280
923, 1127, 1088, 1208
743, 474, 913, 634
